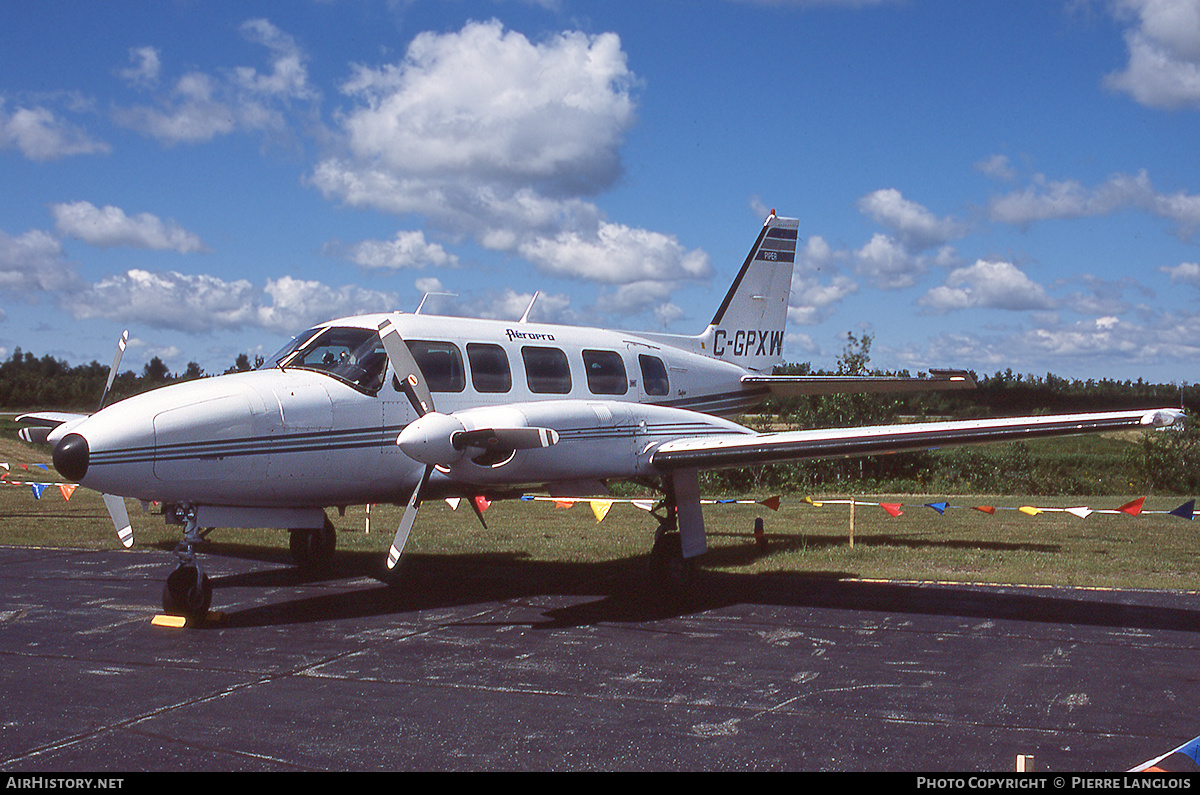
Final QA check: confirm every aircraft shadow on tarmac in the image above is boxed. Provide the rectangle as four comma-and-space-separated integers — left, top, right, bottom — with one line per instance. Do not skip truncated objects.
154, 535, 1200, 635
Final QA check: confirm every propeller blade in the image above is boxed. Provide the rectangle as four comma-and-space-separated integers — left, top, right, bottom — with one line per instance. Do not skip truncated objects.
452, 426, 559, 452
388, 466, 431, 570
377, 319, 433, 416
102, 493, 134, 548
99, 330, 128, 411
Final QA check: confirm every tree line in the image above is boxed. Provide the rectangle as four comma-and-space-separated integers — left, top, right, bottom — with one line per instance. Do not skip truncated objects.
0, 347, 262, 410
3, 336, 1196, 495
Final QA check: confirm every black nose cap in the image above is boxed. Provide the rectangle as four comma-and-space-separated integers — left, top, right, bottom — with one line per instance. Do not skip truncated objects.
53, 433, 89, 482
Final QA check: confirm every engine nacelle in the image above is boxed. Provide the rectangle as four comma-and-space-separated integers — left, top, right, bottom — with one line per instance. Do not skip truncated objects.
419, 399, 751, 487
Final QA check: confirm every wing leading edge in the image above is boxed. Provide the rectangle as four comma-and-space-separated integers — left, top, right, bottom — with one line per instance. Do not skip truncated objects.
649, 408, 1184, 472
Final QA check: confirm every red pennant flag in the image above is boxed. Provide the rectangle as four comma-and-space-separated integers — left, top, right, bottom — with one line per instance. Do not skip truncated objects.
973, 506, 996, 515
58, 483, 78, 501
759, 496, 781, 511
880, 503, 904, 517
473, 495, 491, 512
1117, 497, 1145, 516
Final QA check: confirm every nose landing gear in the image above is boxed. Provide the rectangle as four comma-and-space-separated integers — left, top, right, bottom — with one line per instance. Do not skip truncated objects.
161, 506, 213, 623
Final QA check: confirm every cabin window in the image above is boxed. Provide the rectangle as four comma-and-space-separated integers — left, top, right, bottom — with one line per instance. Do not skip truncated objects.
522, 346, 572, 394
405, 340, 465, 392
467, 343, 512, 393
582, 349, 628, 395
275, 326, 389, 394
639, 354, 670, 396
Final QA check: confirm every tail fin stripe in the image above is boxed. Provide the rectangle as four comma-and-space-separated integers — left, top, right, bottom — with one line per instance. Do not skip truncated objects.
711, 223, 772, 326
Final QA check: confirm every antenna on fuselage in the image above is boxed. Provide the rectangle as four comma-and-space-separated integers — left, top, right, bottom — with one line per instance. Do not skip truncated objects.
519, 291, 540, 323
414, 292, 457, 315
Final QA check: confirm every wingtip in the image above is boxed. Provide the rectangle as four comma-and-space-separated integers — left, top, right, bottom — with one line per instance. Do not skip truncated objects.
1141, 408, 1185, 427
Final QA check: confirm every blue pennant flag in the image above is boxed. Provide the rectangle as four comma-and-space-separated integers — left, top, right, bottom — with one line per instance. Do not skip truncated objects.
925, 502, 948, 514
1169, 500, 1195, 521
30, 483, 49, 500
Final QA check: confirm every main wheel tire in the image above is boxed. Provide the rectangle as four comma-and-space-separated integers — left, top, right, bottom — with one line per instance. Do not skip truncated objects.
648, 532, 695, 597
290, 521, 336, 571
162, 566, 212, 621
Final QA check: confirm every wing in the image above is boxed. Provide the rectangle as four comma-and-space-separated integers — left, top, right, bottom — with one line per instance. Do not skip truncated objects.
14, 411, 89, 445
742, 368, 975, 397
649, 407, 1184, 471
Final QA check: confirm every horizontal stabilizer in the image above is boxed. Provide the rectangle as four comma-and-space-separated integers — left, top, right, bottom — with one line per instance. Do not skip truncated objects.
743, 369, 975, 397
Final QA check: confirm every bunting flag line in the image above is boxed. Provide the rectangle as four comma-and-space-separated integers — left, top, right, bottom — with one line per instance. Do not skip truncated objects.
511, 493, 1197, 523
2, 483, 1197, 523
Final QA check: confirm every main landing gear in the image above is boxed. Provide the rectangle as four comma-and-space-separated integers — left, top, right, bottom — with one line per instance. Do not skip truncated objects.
646, 489, 696, 598
289, 517, 337, 572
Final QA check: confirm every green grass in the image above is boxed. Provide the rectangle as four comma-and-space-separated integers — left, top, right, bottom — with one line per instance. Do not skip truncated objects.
3, 416, 1197, 591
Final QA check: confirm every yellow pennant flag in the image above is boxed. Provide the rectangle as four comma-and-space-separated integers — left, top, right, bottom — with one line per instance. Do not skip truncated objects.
1019, 506, 1041, 516
803, 496, 823, 507
590, 500, 613, 523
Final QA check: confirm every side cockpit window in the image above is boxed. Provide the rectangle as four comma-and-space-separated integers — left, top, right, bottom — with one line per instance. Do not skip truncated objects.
276, 326, 388, 395
405, 341, 465, 392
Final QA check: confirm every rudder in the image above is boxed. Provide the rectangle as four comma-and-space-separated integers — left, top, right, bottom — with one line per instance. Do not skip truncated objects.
704, 212, 797, 373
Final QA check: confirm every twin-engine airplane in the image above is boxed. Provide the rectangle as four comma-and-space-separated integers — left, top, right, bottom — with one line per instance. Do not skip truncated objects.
18, 212, 1184, 622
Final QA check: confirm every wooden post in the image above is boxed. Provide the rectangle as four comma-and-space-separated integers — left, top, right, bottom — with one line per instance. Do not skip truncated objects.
849, 496, 855, 548
1016, 755, 1034, 772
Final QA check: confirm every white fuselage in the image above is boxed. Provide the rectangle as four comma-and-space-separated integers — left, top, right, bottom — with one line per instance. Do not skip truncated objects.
52, 313, 758, 509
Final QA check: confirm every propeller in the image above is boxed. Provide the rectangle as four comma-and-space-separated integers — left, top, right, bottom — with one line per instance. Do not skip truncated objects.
377, 318, 436, 570
100, 330, 133, 548
376, 318, 559, 570
99, 330, 129, 411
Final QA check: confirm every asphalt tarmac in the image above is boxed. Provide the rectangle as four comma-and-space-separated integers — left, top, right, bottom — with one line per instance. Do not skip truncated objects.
1, 542, 1198, 772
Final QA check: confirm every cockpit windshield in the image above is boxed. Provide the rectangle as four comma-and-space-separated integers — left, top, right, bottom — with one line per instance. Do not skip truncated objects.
266, 326, 388, 395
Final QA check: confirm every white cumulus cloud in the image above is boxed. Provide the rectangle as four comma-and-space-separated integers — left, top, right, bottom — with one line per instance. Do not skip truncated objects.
310, 20, 706, 294
0, 99, 110, 161
335, 230, 460, 270
1105, 0, 1200, 109
918, 259, 1056, 314
51, 201, 208, 253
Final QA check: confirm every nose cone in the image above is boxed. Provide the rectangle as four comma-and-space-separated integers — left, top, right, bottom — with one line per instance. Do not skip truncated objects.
53, 433, 90, 482
397, 412, 466, 466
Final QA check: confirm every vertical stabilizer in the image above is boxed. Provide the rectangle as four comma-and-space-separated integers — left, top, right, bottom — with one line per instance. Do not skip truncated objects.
703, 212, 797, 373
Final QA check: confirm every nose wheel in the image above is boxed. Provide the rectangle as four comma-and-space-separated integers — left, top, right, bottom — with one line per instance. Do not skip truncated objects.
163, 565, 212, 620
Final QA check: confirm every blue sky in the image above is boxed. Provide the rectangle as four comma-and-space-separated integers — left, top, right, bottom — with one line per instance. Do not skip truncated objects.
2, 0, 1199, 386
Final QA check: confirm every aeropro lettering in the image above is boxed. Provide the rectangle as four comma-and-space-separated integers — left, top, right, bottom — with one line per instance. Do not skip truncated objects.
505, 329, 555, 342
712, 328, 784, 358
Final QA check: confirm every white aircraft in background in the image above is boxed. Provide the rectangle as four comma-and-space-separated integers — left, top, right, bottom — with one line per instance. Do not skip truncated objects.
17, 212, 1184, 622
